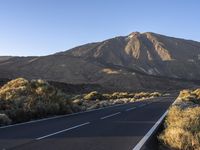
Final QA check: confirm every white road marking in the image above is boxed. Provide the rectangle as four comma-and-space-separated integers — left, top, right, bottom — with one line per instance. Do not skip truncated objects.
100, 112, 121, 120
132, 111, 168, 150
0, 96, 175, 129
0, 102, 132, 129
126, 107, 136, 111
36, 122, 90, 140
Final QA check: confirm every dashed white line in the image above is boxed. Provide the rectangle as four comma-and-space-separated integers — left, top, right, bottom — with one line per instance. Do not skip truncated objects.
0, 102, 131, 129
36, 122, 90, 140
126, 107, 136, 111
100, 112, 121, 120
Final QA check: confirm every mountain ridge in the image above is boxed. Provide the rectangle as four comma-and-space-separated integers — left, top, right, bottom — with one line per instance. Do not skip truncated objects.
0, 32, 200, 91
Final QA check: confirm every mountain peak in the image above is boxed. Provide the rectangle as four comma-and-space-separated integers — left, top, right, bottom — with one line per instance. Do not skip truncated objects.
127, 32, 141, 39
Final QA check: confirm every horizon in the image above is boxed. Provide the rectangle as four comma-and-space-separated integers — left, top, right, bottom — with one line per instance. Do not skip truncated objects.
1, 31, 199, 57
0, 0, 200, 56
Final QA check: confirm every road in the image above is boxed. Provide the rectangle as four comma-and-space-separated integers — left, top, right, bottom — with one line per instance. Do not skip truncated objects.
0, 96, 176, 150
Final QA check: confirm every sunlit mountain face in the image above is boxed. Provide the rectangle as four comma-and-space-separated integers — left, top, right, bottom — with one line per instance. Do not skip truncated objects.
0, 32, 200, 91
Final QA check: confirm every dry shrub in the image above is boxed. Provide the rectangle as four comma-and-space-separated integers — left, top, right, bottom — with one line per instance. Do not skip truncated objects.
0, 78, 74, 123
111, 92, 133, 99
192, 89, 200, 102
102, 93, 112, 99
83, 91, 104, 100
177, 89, 200, 104
159, 106, 200, 150
0, 78, 29, 100
134, 92, 150, 99
78, 91, 162, 112
178, 89, 195, 101
150, 92, 162, 97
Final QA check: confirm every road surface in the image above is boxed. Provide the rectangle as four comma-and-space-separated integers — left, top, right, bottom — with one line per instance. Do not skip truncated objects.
0, 96, 176, 150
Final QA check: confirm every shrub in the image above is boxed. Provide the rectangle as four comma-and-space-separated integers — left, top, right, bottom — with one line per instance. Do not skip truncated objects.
159, 89, 200, 150
192, 89, 200, 104
134, 92, 150, 99
0, 78, 74, 124
110, 92, 134, 99
102, 94, 112, 100
176, 89, 200, 104
159, 106, 200, 150
178, 89, 194, 101
0, 114, 11, 126
150, 92, 161, 97
193, 89, 200, 99
0, 78, 29, 100
83, 91, 104, 100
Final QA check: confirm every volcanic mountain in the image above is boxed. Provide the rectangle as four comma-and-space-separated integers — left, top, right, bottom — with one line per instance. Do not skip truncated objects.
1, 32, 200, 91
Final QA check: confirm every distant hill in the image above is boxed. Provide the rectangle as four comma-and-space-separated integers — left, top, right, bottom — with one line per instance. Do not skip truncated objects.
0, 32, 200, 91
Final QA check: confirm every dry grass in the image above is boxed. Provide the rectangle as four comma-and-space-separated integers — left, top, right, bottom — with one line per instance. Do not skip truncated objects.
159, 88, 200, 150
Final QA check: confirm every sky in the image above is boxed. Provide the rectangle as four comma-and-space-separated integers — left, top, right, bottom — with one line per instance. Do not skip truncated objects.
0, 0, 199, 56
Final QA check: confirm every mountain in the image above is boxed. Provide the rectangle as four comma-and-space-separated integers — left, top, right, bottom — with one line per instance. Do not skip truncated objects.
0, 32, 200, 91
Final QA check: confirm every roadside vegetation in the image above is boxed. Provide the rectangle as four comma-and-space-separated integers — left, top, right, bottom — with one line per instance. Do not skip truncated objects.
73, 91, 162, 111
159, 89, 200, 150
0, 78, 74, 126
0, 78, 163, 126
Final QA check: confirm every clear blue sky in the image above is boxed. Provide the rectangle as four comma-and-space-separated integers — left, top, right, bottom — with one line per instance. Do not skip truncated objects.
0, 0, 199, 56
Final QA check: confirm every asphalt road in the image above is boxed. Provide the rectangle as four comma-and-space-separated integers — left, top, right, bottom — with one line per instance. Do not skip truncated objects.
0, 96, 176, 150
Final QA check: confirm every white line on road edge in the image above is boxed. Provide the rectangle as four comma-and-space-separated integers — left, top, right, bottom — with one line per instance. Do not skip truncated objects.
132, 111, 168, 150
0, 102, 130, 129
126, 107, 136, 111
0, 96, 174, 129
36, 122, 90, 140
100, 112, 121, 120
1, 97, 157, 129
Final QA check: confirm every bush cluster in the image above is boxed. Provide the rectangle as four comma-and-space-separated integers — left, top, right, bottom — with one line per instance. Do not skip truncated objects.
0, 78, 74, 125
82, 91, 161, 101
0, 78, 163, 127
74, 91, 162, 112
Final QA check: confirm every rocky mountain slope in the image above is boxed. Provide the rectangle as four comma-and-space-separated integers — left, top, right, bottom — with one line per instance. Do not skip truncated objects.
0, 32, 200, 91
